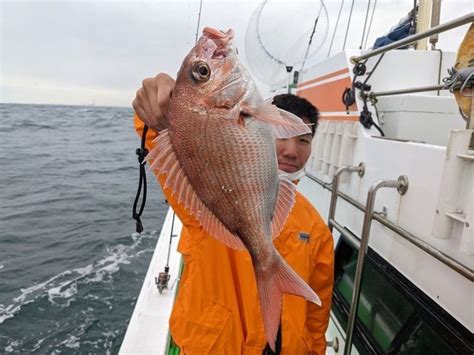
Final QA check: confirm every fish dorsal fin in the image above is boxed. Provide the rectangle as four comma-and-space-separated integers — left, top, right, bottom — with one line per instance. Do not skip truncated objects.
146, 130, 245, 250
244, 101, 312, 139
271, 178, 297, 239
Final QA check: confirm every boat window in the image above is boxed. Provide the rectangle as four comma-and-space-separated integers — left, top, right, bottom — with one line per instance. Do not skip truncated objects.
395, 322, 455, 355
335, 245, 414, 352
332, 239, 466, 354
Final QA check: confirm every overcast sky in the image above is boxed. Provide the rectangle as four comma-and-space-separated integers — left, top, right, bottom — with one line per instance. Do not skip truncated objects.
1, 0, 472, 107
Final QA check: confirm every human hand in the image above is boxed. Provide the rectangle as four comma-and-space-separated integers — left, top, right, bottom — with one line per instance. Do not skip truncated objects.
133, 73, 175, 132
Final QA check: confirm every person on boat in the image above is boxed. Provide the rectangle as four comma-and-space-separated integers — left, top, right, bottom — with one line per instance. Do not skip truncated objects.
133, 73, 334, 355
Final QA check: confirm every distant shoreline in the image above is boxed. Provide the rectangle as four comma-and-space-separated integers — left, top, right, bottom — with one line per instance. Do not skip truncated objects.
0, 102, 132, 109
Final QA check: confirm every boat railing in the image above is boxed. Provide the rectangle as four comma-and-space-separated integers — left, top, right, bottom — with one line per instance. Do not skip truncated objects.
351, 13, 474, 128
306, 169, 474, 282
306, 165, 473, 354
350, 13, 474, 64
342, 176, 409, 355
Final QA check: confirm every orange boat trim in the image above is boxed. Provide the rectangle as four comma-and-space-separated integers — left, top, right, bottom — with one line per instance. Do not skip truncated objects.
297, 68, 350, 89
297, 76, 357, 113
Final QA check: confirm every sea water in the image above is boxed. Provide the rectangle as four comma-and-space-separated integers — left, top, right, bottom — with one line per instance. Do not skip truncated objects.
0, 103, 168, 353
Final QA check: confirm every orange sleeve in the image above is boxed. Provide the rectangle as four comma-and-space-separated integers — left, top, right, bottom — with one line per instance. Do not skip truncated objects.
134, 113, 159, 153
306, 223, 334, 355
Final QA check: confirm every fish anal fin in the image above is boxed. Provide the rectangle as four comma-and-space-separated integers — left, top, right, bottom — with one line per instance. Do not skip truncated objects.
146, 131, 245, 250
271, 178, 296, 239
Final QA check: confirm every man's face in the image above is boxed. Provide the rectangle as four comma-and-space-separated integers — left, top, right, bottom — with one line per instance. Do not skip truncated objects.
275, 117, 313, 173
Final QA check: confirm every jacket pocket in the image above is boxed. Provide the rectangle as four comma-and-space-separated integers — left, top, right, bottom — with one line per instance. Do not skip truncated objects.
170, 301, 232, 354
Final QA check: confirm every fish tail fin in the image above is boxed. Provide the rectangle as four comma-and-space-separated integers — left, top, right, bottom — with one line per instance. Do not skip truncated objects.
256, 255, 321, 352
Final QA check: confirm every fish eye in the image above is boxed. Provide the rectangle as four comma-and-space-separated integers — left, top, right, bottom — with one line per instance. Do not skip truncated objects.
192, 61, 211, 82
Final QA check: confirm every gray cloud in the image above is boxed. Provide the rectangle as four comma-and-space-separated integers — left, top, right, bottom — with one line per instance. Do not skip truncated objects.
1, 0, 471, 106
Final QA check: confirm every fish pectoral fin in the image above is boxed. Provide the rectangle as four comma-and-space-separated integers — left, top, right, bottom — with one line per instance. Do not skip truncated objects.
271, 178, 296, 239
146, 130, 246, 250
243, 101, 312, 138
256, 255, 321, 352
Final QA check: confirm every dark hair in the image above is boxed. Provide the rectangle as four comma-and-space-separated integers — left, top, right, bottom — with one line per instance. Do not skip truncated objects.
271, 94, 319, 136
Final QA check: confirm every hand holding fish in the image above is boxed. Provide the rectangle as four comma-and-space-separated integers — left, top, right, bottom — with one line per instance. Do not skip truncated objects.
133, 73, 175, 132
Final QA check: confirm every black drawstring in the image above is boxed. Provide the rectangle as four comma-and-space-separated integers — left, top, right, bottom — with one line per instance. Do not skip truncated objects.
132, 125, 149, 233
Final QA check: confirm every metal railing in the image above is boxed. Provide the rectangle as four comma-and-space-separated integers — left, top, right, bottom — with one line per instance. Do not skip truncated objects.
350, 13, 474, 63
328, 163, 365, 233
306, 164, 473, 353
305, 171, 474, 281
342, 177, 409, 355
369, 83, 445, 98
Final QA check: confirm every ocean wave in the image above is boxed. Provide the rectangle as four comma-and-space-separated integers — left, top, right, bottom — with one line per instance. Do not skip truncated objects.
4, 340, 20, 353
57, 335, 80, 350
0, 232, 156, 324
47, 282, 78, 306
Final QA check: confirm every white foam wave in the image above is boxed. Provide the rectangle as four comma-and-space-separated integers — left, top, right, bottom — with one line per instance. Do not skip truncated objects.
31, 337, 45, 352
48, 282, 78, 305
62, 335, 80, 349
0, 233, 156, 324
5, 340, 20, 353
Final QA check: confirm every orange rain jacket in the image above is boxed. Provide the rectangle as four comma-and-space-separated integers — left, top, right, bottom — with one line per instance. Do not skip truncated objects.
135, 116, 334, 354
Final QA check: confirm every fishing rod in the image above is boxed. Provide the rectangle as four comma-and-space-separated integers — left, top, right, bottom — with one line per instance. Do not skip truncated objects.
155, 212, 178, 293
154, 0, 204, 293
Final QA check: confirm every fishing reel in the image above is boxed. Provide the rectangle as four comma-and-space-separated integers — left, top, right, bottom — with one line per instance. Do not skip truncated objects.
156, 267, 171, 294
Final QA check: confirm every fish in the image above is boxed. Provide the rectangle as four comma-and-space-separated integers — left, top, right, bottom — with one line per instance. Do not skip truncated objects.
147, 27, 320, 351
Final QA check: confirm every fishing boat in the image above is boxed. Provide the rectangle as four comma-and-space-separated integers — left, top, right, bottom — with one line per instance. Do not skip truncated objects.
120, 3, 473, 354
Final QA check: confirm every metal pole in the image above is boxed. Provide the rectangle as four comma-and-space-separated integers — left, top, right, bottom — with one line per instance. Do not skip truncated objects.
343, 176, 409, 355
329, 218, 361, 250
305, 171, 474, 281
165, 212, 176, 269
328, 163, 365, 233
157, 211, 177, 293
429, 0, 442, 48
415, 0, 433, 50
369, 83, 445, 98
351, 13, 474, 63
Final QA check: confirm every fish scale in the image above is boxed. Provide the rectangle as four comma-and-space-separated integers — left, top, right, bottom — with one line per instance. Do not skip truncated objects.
171, 115, 276, 237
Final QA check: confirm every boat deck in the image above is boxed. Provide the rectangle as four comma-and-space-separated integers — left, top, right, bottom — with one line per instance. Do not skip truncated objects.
120, 208, 182, 354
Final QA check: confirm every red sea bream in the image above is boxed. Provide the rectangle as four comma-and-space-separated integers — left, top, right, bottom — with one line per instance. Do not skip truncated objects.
147, 27, 321, 351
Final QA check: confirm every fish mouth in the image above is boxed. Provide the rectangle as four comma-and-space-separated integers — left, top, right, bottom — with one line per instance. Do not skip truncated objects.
202, 27, 234, 59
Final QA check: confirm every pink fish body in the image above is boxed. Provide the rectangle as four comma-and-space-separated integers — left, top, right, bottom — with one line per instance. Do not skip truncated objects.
148, 27, 320, 351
